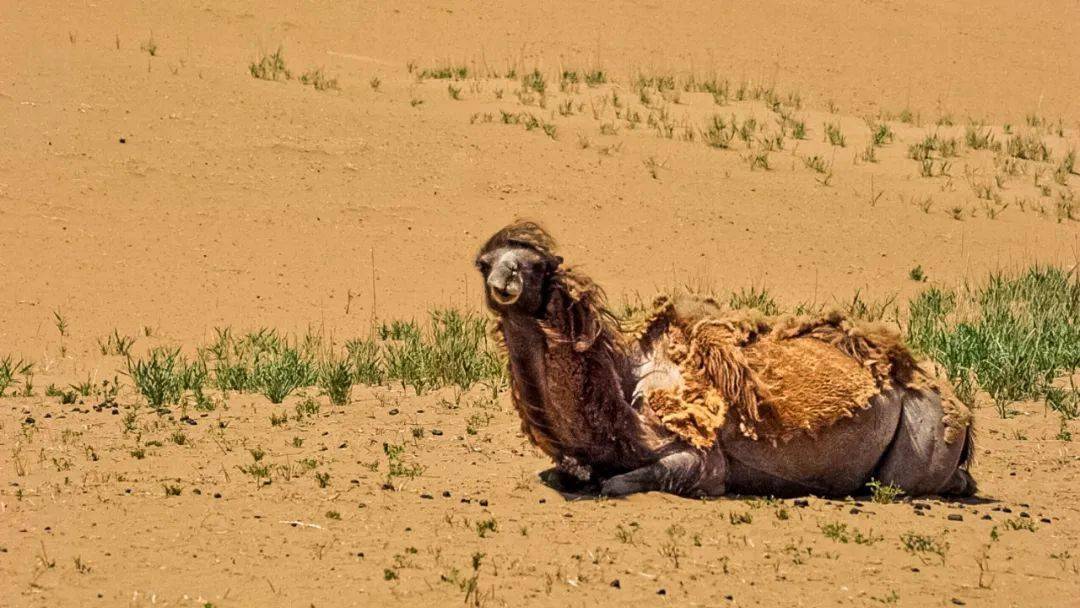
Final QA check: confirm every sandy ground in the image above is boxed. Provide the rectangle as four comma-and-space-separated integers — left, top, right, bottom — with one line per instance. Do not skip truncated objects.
1, 1, 1078, 606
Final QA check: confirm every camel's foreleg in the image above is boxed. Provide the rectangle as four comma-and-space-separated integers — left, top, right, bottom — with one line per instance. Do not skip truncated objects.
600, 449, 727, 497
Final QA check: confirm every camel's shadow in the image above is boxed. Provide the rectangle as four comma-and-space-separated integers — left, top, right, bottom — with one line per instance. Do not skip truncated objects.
537, 467, 997, 504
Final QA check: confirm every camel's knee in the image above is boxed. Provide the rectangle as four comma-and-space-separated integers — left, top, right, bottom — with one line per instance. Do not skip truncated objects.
601, 449, 726, 497
875, 391, 973, 496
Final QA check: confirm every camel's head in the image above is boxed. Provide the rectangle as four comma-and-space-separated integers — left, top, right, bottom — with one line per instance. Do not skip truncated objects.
475, 221, 562, 315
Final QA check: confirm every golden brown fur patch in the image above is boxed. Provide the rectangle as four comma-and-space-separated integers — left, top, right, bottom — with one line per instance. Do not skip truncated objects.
636, 297, 972, 447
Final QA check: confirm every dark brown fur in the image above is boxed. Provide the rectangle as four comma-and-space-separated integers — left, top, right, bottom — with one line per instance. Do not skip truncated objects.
478, 221, 665, 477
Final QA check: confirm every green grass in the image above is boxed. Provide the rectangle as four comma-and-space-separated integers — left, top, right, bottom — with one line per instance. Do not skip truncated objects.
250, 47, 291, 81
701, 115, 736, 149
820, 522, 883, 545
0, 355, 32, 397
253, 348, 316, 404
318, 356, 352, 405
200, 311, 503, 398
908, 133, 960, 161
730, 286, 780, 315
98, 330, 135, 356
299, 68, 339, 91
521, 68, 546, 95
127, 348, 185, 409
900, 531, 948, 563
965, 124, 999, 151
823, 122, 846, 147
907, 266, 1079, 417
417, 65, 469, 80
867, 479, 904, 503
1007, 132, 1051, 161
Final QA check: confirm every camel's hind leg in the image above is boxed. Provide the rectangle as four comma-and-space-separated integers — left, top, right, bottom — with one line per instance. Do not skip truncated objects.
600, 449, 727, 497
874, 390, 976, 497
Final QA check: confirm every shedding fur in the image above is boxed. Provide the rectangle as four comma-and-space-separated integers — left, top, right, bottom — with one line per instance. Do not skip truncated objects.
636, 297, 972, 448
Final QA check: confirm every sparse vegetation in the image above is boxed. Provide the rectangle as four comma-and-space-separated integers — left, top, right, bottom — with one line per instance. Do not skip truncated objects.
250, 47, 291, 81
299, 68, 339, 91
907, 266, 1079, 417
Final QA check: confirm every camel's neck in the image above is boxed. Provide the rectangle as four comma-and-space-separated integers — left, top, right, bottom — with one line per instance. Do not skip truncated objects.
500, 304, 653, 473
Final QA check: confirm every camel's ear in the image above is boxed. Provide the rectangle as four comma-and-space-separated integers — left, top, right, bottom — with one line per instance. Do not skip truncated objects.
547, 255, 563, 271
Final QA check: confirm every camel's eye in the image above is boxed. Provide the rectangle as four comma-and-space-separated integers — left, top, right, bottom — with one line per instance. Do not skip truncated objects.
476, 260, 491, 274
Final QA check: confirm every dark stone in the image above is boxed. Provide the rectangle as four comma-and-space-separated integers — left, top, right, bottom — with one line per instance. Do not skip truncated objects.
657, 589, 667, 596
119, 137, 126, 143
951, 599, 966, 606
479, 499, 489, 507
1019, 512, 1030, 518
213, 493, 221, 499
431, 429, 444, 436
610, 579, 620, 589
981, 514, 992, 520
442, 491, 452, 497
947, 514, 963, 522
388, 408, 399, 416
849, 508, 862, 515
420, 494, 433, 500
1041, 518, 1052, 524
539, 498, 546, 504
793, 499, 809, 507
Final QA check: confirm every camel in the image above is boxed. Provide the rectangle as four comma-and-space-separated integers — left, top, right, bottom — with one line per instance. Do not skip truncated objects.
475, 220, 976, 498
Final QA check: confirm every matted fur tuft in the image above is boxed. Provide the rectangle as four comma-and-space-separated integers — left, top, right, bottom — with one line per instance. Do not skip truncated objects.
637, 299, 973, 447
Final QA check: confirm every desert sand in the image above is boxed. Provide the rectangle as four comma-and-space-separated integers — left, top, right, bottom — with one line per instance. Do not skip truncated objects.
1, 2, 1078, 606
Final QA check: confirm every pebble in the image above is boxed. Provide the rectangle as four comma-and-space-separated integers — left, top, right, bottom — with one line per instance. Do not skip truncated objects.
388, 408, 399, 416
981, 514, 992, 520
610, 579, 621, 589
1019, 512, 1030, 518
1040, 518, 1051, 524
442, 491, 452, 498
420, 494, 433, 500
849, 508, 862, 515
213, 493, 222, 499
947, 514, 963, 522
951, 599, 966, 606
479, 499, 489, 507
657, 589, 667, 596
793, 499, 809, 508
431, 429, 444, 436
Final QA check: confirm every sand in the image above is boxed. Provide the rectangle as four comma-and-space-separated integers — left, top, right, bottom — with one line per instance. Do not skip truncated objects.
1, 2, 1078, 606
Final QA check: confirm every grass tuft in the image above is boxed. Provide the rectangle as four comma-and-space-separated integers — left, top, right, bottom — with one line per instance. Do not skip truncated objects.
907, 266, 1079, 417
250, 47, 291, 81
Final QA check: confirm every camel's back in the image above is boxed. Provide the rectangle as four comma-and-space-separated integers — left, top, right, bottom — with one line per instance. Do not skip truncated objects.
741, 335, 883, 441
633, 300, 934, 447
